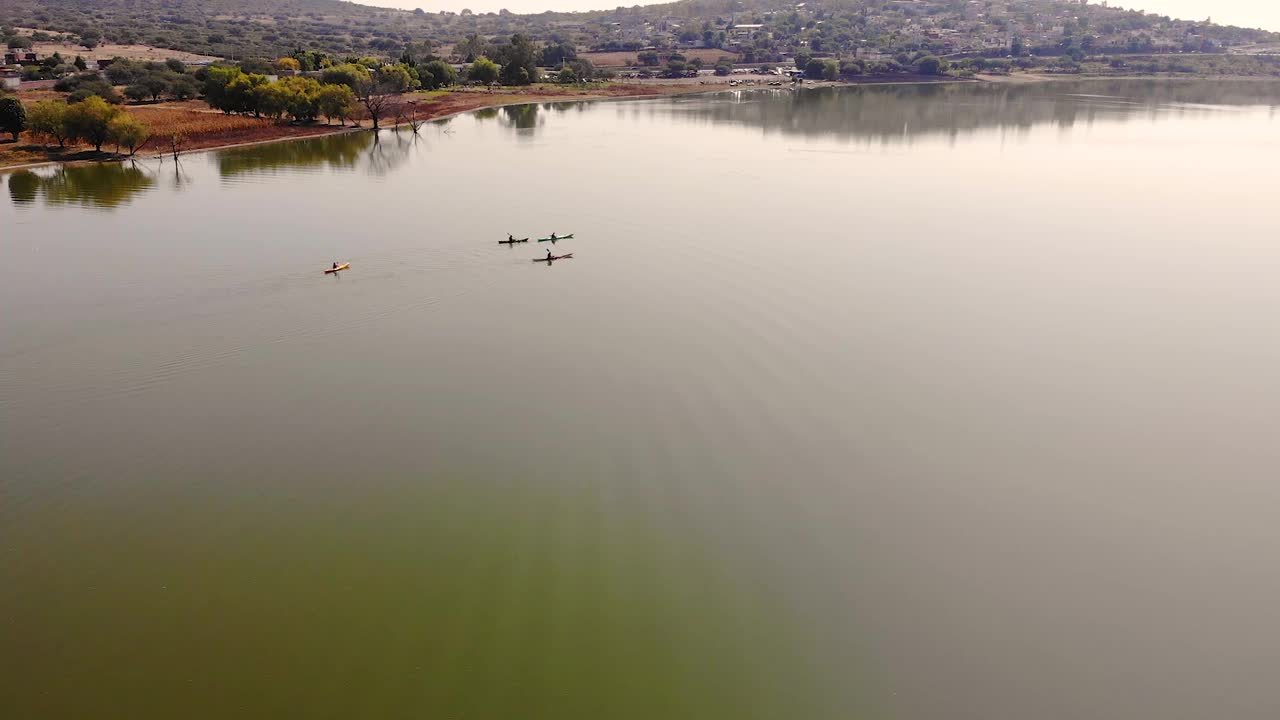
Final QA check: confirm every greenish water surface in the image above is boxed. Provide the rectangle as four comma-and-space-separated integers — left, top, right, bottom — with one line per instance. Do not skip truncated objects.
4, 80, 1280, 719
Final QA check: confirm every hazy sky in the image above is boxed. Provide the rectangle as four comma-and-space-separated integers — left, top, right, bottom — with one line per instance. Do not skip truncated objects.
353, 0, 1280, 31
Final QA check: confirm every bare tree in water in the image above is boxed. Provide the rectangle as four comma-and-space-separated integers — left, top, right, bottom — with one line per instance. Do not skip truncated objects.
354, 76, 393, 130
168, 132, 187, 160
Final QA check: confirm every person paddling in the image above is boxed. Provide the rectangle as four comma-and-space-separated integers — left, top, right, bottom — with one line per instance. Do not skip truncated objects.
549, 232, 558, 241
546, 249, 553, 261
508, 234, 516, 242
332, 261, 339, 269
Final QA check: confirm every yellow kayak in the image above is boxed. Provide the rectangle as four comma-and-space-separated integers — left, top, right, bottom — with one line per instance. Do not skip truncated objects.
324, 263, 350, 274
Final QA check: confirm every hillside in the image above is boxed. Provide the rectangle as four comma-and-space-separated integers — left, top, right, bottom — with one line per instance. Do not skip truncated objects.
3, 0, 1277, 64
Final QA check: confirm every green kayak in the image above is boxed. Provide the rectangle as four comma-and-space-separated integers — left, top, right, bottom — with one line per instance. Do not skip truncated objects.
537, 234, 575, 242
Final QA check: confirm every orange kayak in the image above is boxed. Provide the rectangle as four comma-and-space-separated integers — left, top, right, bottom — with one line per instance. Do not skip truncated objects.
324, 263, 350, 274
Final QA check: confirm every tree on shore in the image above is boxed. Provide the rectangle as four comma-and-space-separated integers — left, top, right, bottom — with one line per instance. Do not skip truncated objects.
27, 100, 72, 146
320, 63, 370, 90
203, 66, 243, 112
916, 56, 947, 75
467, 56, 500, 84
423, 60, 458, 89
107, 113, 151, 156
376, 63, 419, 93
0, 97, 27, 141
353, 75, 392, 129
497, 34, 539, 85
317, 83, 356, 125
65, 96, 119, 151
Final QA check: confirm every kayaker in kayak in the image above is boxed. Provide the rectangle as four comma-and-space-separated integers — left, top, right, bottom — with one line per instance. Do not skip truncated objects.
549, 232, 558, 241
508, 234, 516, 242
332, 261, 339, 269
546, 249, 553, 261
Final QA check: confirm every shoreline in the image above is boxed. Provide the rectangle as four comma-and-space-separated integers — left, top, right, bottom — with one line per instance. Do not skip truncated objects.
0, 77, 971, 173
5, 72, 1270, 173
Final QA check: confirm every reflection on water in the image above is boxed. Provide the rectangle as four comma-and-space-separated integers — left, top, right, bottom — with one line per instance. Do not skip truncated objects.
7, 81, 1277, 212
663, 79, 1280, 143
6, 162, 156, 209
215, 130, 413, 180
502, 103, 541, 132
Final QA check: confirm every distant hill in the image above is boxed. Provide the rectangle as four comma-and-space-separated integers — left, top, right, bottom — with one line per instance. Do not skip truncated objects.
2, 0, 1277, 63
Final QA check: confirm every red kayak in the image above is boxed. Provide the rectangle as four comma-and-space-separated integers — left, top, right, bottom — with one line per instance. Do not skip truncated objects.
533, 254, 573, 262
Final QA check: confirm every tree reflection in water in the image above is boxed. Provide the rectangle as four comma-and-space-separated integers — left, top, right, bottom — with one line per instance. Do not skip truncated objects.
656, 79, 1280, 144
6, 162, 156, 210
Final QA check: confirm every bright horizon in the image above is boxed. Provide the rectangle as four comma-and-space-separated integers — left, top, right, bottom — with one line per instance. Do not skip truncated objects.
352, 0, 1280, 32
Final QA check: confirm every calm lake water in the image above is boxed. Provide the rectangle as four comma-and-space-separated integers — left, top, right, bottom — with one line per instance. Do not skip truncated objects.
4, 80, 1280, 719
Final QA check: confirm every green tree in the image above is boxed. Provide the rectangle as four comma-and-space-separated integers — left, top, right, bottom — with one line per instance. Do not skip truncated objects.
822, 59, 839, 81
457, 33, 488, 63
277, 76, 322, 121
916, 56, 946, 75
714, 58, 734, 76
840, 59, 865, 78
423, 60, 458, 89
541, 42, 577, 67
0, 97, 27, 141
26, 100, 72, 147
105, 59, 144, 85
142, 72, 172, 102
467, 56, 500, 84
567, 58, 595, 81
65, 96, 120, 151
637, 51, 660, 67
316, 83, 356, 125
320, 63, 370, 90
203, 66, 243, 112
794, 50, 813, 71
224, 73, 269, 116
557, 67, 576, 84
804, 58, 825, 79
170, 75, 199, 100
7, 36, 33, 49
125, 83, 152, 103
107, 113, 151, 155
73, 55, 88, 71
79, 29, 102, 49
376, 63, 418, 93
254, 83, 289, 119
66, 84, 121, 104
498, 34, 539, 85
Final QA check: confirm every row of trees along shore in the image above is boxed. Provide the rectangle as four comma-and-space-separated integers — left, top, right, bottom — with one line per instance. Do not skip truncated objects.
0, 32, 596, 160
2, 95, 151, 154
200, 35, 583, 128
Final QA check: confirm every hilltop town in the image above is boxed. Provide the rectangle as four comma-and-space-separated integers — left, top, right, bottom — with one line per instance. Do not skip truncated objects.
2, 0, 1277, 70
